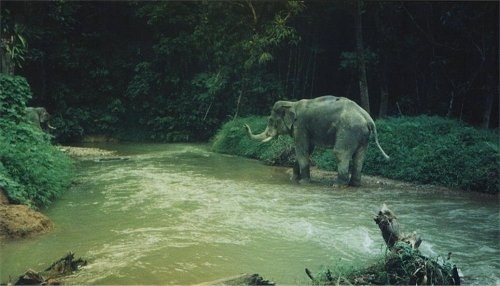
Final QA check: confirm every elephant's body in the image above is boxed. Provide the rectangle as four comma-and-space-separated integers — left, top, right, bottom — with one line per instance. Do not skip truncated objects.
245, 95, 389, 186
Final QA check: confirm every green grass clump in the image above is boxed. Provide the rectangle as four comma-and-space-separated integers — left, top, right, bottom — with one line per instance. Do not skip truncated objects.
363, 116, 499, 193
0, 74, 73, 208
211, 115, 499, 193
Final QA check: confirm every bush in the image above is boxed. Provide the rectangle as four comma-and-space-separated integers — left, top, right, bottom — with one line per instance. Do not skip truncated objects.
211, 115, 499, 193
0, 74, 31, 122
0, 74, 73, 208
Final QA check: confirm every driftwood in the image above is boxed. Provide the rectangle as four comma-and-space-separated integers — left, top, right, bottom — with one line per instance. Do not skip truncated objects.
306, 204, 461, 285
195, 273, 275, 286
13, 252, 87, 285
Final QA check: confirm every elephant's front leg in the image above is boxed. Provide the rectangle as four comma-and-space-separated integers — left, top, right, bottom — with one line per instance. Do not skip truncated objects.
295, 149, 311, 184
333, 149, 351, 185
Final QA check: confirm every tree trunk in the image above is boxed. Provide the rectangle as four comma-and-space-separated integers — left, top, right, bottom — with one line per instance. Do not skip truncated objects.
0, 49, 14, 75
480, 87, 496, 129
355, 0, 370, 113
378, 66, 389, 118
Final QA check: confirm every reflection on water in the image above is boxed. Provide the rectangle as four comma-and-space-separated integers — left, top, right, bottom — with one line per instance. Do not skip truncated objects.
1, 143, 498, 285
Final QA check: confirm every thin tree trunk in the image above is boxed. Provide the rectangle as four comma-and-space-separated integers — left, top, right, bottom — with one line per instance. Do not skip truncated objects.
375, 5, 388, 118
481, 88, 495, 128
355, 0, 370, 113
0, 49, 14, 75
379, 75, 389, 118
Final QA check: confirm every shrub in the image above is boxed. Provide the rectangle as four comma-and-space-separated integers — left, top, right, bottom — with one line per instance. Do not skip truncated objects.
0, 74, 73, 208
0, 74, 31, 122
211, 115, 499, 193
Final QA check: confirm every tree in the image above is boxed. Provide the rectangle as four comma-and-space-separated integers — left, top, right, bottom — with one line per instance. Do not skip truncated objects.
354, 0, 370, 113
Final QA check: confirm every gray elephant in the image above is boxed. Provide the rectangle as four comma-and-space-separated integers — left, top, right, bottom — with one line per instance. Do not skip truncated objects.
244, 95, 389, 186
26, 107, 56, 130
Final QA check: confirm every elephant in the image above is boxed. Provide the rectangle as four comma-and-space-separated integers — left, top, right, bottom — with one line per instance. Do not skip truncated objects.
26, 107, 56, 130
244, 95, 389, 186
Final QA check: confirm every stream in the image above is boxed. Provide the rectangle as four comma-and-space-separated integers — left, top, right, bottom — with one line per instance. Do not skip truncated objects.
0, 143, 498, 285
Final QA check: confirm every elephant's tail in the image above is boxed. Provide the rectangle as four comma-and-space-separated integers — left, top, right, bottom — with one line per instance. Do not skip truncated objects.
370, 122, 390, 160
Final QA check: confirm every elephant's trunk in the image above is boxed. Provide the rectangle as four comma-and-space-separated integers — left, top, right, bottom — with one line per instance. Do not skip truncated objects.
244, 124, 273, 142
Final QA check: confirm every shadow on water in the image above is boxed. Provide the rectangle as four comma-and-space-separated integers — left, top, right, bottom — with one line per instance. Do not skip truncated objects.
1, 143, 498, 285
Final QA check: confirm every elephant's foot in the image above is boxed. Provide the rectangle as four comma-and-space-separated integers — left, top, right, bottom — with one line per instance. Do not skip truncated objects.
331, 183, 350, 190
336, 177, 350, 186
298, 178, 311, 184
348, 179, 361, 187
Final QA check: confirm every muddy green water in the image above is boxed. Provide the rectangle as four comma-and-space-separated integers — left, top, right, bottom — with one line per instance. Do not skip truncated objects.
1, 143, 499, 285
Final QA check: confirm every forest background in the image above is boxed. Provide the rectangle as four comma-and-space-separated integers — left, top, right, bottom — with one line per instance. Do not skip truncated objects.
1, 1, 498, 143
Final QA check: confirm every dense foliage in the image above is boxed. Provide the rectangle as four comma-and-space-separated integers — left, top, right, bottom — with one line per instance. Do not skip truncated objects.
0, 74, 73, 208
211, 116, 499, 193
1, 1, 498, 143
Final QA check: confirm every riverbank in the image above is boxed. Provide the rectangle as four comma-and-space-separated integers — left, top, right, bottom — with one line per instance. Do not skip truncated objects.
0, 146, 119, 240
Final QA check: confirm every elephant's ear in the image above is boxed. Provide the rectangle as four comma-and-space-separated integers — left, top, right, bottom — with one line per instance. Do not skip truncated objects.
273, 101, 295, 130
283, 106, 296, 130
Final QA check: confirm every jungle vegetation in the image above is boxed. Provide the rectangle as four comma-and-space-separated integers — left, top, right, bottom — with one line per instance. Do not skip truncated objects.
1, 1, 498, 143
0, 1, 499, 205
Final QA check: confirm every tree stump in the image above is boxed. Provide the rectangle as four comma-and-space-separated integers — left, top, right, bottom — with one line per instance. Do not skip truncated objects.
373, 203, 422, 250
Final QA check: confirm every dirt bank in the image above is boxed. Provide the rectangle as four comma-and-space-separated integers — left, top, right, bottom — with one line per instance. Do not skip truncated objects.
0, 189, 53, 240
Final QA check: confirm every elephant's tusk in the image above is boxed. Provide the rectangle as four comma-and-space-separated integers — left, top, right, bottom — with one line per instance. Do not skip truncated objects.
261, 136, 273, 143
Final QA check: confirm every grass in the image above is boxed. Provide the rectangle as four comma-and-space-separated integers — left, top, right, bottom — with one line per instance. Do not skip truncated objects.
211, 115, 499, 193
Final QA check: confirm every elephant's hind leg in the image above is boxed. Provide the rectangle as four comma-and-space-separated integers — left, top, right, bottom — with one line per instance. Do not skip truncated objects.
349, 144, 368, 186
333, 149, 352, 185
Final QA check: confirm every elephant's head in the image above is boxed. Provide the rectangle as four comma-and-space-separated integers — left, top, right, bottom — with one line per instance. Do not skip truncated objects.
245, 101, 296, 142
27, 107, 56, 130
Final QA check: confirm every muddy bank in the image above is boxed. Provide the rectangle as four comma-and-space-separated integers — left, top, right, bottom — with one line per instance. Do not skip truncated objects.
0, 189, 53, 240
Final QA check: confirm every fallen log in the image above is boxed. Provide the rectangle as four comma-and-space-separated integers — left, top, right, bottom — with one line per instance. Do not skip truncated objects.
305, 204, 461, 285
13, 252, 87, 285
194, 273, 275, 286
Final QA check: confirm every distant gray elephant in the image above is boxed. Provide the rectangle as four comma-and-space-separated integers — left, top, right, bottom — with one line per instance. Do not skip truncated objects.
244, 95, 389, 186
26, 107, 56, 130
